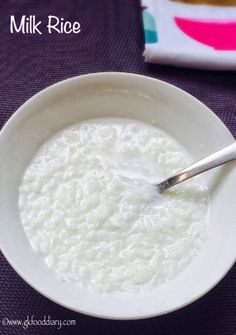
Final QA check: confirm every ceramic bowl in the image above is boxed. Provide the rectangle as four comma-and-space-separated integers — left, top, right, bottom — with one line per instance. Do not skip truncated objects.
0, 73, 235, 319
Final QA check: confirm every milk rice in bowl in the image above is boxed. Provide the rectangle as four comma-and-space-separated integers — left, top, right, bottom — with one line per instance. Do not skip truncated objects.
19, 118, 209, 293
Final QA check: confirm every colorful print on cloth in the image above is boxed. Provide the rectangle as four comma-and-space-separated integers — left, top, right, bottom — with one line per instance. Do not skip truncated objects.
172, 0, 236, 50
175, 18, 236, 50
142, 10, 158, 43
172, 0, 236, 5
141, 0, 236, 69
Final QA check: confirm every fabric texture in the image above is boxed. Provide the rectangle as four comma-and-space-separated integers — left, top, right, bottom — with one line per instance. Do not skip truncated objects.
142, 0, 236, 70
0, 0, 236, 334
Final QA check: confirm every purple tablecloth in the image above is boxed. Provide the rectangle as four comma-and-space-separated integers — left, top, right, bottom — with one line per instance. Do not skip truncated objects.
0, 1, 235, 334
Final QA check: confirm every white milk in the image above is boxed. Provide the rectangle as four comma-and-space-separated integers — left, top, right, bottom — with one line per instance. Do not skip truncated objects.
19, 118, 209, 292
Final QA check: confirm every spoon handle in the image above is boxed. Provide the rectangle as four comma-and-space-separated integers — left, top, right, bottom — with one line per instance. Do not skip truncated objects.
158, 142, 236, 193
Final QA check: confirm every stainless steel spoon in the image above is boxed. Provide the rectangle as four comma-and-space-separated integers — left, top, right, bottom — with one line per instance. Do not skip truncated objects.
157, 142, 236, 193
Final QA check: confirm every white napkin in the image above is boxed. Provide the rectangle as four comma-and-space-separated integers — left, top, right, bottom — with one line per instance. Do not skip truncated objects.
142, 0, 236, 70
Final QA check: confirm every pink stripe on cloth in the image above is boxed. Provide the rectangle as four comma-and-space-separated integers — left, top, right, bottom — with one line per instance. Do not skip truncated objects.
175, 17, 236, 50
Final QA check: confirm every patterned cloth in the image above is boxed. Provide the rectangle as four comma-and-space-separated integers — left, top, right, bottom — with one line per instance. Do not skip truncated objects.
0, 1, 235, 334
142, 0, 236, 69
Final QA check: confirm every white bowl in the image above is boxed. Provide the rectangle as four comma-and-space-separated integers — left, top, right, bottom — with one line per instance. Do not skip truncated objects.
0, 73, 235, 320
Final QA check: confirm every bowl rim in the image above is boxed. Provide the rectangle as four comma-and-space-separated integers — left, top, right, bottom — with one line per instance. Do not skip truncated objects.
0, 72, 235, 320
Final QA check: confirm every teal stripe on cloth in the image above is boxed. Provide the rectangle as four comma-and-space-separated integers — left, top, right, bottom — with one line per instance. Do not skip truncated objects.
142, 10, 158, 43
